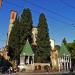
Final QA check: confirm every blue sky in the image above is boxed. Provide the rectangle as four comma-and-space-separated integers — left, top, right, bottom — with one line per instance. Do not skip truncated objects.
0, 0, 75, 48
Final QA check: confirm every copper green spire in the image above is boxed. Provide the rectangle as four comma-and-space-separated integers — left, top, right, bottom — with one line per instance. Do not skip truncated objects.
20, 39, 34, 56
59, 43, 70, 56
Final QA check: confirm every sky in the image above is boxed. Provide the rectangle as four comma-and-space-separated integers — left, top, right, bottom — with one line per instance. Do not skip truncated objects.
0, 0, 75, 48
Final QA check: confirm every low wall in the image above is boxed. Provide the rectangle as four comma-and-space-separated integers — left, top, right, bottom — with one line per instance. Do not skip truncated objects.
34, 63, 50, 71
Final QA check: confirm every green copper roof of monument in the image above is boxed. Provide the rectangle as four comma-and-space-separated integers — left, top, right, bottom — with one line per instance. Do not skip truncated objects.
59, 43, 70, 56
20, 40, 34, 56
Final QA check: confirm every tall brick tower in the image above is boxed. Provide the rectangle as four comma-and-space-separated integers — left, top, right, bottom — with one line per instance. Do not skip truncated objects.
8, 10, 17, 42
0, 0, 2, 8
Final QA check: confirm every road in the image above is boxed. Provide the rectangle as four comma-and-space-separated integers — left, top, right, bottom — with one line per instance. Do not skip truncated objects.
0, 72, 75, 75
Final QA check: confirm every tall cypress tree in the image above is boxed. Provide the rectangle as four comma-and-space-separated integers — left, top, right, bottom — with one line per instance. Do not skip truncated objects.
20, 8, 33, 46
8, 16, 20, 60
36, 13, 51, 63
62, 38, 67, 45
8, 8, 33, 60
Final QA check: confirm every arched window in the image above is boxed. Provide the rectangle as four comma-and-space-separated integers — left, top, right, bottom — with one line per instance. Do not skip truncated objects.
35, 66, 37, 70
29, 56, 32, 64
25, 56, 28, 65
38, 65, 41, 70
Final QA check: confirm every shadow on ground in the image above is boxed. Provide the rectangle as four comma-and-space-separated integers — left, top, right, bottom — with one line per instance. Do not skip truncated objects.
61, 73, 75, 75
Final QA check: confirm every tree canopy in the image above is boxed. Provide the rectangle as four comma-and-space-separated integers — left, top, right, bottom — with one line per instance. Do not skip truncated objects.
8, 16, 20, 60
8, 8, 33, 60
36, 13, 51, 63
8, 9, 51, 63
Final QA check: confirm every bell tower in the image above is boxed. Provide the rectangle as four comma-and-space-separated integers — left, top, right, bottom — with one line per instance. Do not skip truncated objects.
0, 0, 2, 8
8, 10, 17, 41
10, 10, 17, 24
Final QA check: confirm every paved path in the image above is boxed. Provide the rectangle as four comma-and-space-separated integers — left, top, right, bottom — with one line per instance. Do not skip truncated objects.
0, 71, 75, 75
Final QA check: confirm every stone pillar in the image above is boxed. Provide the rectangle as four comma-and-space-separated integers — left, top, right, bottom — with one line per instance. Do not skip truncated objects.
60, 56, 62, 71
59, 58, 61, 72
70, 58, 71, 69
67, 62, 68, 71
33, 54, 34, 64
58, 58, 60, 72
60, 57, 62, 71
59, 63, 60, 72
32, 54, 34, 70
64, 56, 66, 71
20, 56, 25, 65
62, 56, 64, 71
60, 62, 62, 71
67, 57, 69, 71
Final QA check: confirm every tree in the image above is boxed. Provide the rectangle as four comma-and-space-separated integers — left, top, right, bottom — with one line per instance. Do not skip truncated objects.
8, 8, 33, 60
55, 45, 60, 51
0, 55, 12, 73
69, 41, 75, 58
20, 8, 33, 46
36, 13, 51, 63
67, 40, 75, 69
67, 40, 75, 59
62, 38, 67, 45
8, 16, 20, 60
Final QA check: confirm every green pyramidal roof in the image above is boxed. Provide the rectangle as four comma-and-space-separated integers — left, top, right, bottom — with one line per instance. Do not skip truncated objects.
20, 40, 34, 56
59, 43, 70, 56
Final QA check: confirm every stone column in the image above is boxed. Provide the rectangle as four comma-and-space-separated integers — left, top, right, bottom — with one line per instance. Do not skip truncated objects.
67, 56, 69, 71
62, 57, 64, 71
33, 54, 34, 64
59, 59, 61, 72
67, 62, 68, 71
64, 56, 66, 71
58, 58, 60, 72
60, 62, 62, 71
70, 58, 71, 69
60, 57, 62, 71
32, 54, 34, 70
